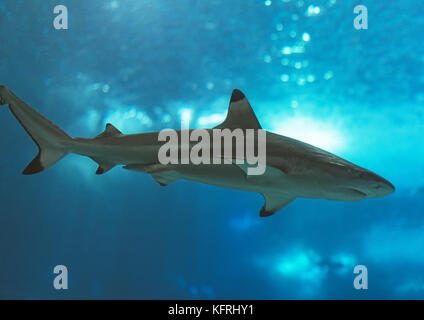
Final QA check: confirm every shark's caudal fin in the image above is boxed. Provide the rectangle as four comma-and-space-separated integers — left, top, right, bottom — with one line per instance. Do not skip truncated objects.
214, 89, 262, 130
0, 85, 72, 174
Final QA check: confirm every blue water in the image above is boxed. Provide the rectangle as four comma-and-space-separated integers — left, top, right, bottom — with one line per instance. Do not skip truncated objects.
0, 0, 423, 299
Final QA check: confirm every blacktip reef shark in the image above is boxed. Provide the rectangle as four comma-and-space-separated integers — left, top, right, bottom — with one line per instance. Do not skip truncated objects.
0, 85, 394, 217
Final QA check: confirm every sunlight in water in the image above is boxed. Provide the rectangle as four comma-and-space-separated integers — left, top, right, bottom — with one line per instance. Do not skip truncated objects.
273, 116, 346, 153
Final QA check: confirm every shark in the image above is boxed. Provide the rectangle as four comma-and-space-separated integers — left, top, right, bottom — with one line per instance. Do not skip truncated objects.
0, 85, 394, 217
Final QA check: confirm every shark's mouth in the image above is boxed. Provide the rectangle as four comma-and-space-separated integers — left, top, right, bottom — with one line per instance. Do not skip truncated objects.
326, 187, 367, 201
346, 188, 367, 200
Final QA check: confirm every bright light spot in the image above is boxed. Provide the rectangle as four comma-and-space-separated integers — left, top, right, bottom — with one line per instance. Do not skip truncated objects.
104, 107, 152, 133
162, 114, 171, 123
276, 23, 284, 31
281, 45, 304, 55
302, 32, 310, 42
280, 74, 290, 82
324, 70, 334, 80
294, 61, 302, 69
264, 54, 272, 63
297, 77, 306, 86
331, 253, 357, 275
277, 253, 309, 274
273, 116, 346, 152
307, 74, 315, 82
306, 5, 321, 16
197, 113, 226, 127
206, 81, 215, 90
87, 82, 101, 91
276, 250, 327, 281
281, 46, 292, 55
264, 0, 272, 6
180, 108, 193, 128
102, 99, 153, 133
291, 45, 305, 53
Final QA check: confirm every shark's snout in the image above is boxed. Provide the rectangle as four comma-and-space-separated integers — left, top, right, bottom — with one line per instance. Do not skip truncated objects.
362, 172, 395, 198
376, 176, 395, 195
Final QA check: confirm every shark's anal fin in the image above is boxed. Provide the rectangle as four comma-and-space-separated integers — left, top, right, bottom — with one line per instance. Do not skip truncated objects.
150, 173, 178, 186
214, 89, 262, 130
123, 163, 180, 186
90, 157, 115, 174
260, 193, 295, 217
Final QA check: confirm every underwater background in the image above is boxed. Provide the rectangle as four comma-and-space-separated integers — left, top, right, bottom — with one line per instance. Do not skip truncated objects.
0, 0, 423, 299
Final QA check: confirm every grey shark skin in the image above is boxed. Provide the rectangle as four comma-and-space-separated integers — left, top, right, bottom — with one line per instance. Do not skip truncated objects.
0, 85, 394, 217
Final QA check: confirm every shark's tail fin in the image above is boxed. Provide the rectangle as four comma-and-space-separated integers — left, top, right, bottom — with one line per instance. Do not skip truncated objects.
0, 85, 72, 174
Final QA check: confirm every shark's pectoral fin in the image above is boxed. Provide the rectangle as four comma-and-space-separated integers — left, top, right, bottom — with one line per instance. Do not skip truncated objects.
90, 157, 115, 174
260, 193, 295, 217
123, 163, 180, 186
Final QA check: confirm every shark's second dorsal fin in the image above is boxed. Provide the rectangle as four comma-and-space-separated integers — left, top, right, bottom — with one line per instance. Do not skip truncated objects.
214, 89, 262, 130
95, 123, 122, 139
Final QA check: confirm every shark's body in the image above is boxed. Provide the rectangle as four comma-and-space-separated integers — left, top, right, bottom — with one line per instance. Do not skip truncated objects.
0, 85, 394, 216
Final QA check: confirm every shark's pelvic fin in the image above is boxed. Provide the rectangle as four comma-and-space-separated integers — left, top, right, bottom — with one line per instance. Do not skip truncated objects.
95, 123, 122, 139
123, 163, 175, 174
123, 163, 180, 186
214, 89, 262, 130
260, 193, 295, 217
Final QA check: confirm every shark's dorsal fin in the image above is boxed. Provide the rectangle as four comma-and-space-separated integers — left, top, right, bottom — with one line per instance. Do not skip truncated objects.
95, 123, 122, 139
214, 89, 262, 130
